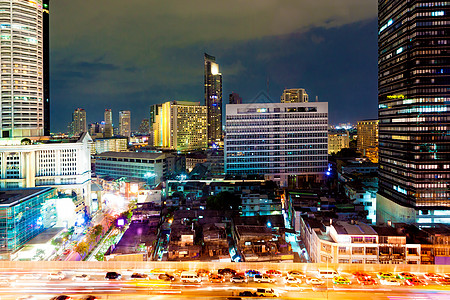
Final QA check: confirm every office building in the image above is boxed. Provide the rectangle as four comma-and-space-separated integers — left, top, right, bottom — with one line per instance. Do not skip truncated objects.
138, 118, 149, 135
43, 0, 50, 136
0, 187, 57, 255
92, 137, 128, 155
0, 0, 45, 138
377, 0, 450, 225
229, 92, 242, 104
225, 102, 328, 187
357, 119, 379, 163
151, 101, 207, 152
204, 53, 223, 146
328, 131, 350, 154
95, 151, 166, 185
280, 88, 309, 103
119, 110, 131, 137
70, 108, 87, 137
0, 133, 93, 215
104, 109, 113, 138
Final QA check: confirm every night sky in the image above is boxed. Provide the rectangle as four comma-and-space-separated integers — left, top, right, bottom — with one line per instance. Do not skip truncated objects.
50, 0, 378, 132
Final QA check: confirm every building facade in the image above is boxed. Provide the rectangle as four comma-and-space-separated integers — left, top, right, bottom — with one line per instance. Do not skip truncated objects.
70, 108, 86, 137
151, 101, 207, 152
104, 109, 113, 138
0, 133, 92, 215
204, 53, 223, 146
0, 0, 45, 138
377, 0, 450, 225
280, 88, 309, 103
225, 102, 328, 187
119, 110, 131, 137
92, 137, 128, 155
357, 119, 379, 163
43, 0, 50, 136
328, 131, 350, 154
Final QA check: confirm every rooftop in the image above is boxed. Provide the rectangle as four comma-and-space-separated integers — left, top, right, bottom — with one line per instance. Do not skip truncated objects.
96, 151, 166, 160
0, 187, 54, 207
333, 221, 377, 235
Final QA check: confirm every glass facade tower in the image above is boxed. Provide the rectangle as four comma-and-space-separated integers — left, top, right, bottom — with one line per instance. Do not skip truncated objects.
377, 0, 450, 225
204, 53, 223, 146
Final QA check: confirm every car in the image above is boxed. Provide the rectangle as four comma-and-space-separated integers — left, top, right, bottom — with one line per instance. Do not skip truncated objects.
239, 291, 256, 297
306, 278, 325, 285
424, 273, 443, 281
357, 277, 376, 285
398, 272, 415, 280
62, 249, 71, 255
50, 296, 72, 300
209, 274, 225, 283
266, 270, 283, 277
72, 274, 90, 281
231, 274, 247, 283
284, 276, 301, 284
376, 272, 395, 279
105, 272, 121, 280
173, 269, 187, 277
255, 288, 278, 297
196, 269, 210, 277
19, 273, 41, 280
406, 278, 427, 286
218, 268, 237, 276
437, 278, 450, 286
158, 273, 175, 281
47, 272, 65, 280
130, 273, 148, 280
245, 269, 261, 277
332, 276, 351, 285
288, 270, 306, 278
352, 272, 370, 279
254, 274, 276, 283
380, 278, 402, 286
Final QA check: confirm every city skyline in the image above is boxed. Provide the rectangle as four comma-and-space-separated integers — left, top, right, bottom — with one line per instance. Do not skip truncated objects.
49, 1, 377, 132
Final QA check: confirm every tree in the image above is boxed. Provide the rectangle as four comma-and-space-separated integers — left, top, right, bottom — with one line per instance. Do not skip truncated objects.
33, 248, 45, 260
94, 253, 104, 261
92, 224, 103, 237
75, 242, 89, 257
206, 192, 241, 211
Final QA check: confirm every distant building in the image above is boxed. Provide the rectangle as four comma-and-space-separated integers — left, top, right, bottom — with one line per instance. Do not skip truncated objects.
104, 109, 113, 138
95, 151, 166, 185
118, 110, 131, 137
204, 53, 223, 146
328, 131, 350, 154
357, 119, 378, 163
138, 119, 150, 135
0, 187, 57, 256
280, 88, 308, 103
0, 133, 92, 215
70, 108, 87, 137
225, 102, 328, 187
92, 137, 128, 155
151, 101, 207, 152
229, 92, 242, 104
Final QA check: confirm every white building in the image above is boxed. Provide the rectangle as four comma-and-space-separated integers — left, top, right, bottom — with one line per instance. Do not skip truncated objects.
225, 102, 328, 187
0, 0, 44, 138
0, 133, 93, 215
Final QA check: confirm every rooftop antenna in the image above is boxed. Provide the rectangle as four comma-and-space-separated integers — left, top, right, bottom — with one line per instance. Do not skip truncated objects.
316, 96, 319, 102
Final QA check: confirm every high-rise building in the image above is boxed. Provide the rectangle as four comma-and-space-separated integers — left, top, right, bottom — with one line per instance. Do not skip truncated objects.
151, 101, 207, 152
70, 108, 87, 136
43, 0, 50, 136
119, 110, 131, 137
357, 119, 379, 163
377, 0, 450, 225
328, 131, 350, 154
280, 88, 309, 103
204, 53, 223, 146
138, 118, 149, 135
0, 0, 45, 138
229, 92, 242, 104
225, 102, 328, 187
104, 109, 113, 137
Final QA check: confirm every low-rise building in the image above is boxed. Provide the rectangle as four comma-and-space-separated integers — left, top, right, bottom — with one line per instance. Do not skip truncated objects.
92, 137, 128, 155
328, 131, 350, 154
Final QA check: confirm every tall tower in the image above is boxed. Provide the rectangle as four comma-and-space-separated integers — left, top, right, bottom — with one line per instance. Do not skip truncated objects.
377, 0, 450, 225
70, 108, 86, 136
119, 110, 131, 137
0, 0, 44, 138
43, 0, 50, 136
204, 53, 223, 146
104, 109, 113, 137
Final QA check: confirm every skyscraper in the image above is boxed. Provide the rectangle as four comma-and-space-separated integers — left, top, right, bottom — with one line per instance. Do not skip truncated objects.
0, 0, 45, 138
229, 92, 242, 104
280, 88, 309, 103
70, 108, 86, 136
204, 53, 222, 146
377, 0, 450, 225
138, 118, 149, 135
357, 119, 379, 163
43, 0, 50, 136
104, 109, 113, 138
119, 110, 131, 137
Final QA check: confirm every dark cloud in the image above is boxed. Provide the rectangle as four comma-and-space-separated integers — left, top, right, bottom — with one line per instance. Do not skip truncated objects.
49, 0, 377, 131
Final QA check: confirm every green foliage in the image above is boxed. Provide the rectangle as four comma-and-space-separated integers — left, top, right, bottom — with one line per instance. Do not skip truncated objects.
92, 224, 103, 237
50, 238, 60, 246
75, 241, 89, 257
206, 191, 241, 211
94, 252, 104, 261
33, 248, 45, 260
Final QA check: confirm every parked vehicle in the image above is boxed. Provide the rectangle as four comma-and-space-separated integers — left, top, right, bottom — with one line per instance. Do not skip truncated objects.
231, 274, 247, 283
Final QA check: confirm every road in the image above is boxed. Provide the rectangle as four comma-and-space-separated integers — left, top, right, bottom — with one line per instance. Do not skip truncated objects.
0, 269, 449, 300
